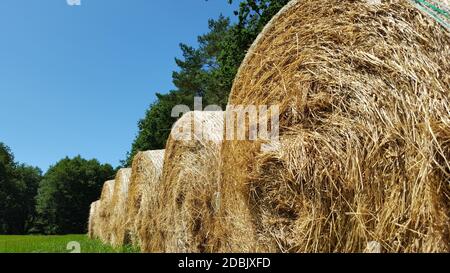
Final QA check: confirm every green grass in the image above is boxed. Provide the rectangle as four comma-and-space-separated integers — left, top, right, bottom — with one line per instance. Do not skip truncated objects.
0, 235, 139, 253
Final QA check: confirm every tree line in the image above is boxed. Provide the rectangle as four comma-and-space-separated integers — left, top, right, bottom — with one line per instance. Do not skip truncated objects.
0, 0, 288, 235
0, 143, 114, 235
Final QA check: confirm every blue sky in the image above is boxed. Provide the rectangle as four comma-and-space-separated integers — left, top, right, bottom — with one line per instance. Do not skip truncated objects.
0, 0, 238, 172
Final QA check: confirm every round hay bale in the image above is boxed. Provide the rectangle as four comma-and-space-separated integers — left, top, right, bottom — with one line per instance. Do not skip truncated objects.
88, 200, 101, 240
88, 201, 95, 239
126, 149, 165, 247
141, 111, 224, 253
217, 0, 450, 253
98, 180, 115, 244
110, 168, 132, 247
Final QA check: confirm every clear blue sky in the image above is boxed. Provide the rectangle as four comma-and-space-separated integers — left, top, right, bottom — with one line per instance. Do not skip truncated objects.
0, 0, 238, 172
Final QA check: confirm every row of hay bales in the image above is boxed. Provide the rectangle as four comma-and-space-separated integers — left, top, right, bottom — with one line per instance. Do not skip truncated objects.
89, 0, 449, 253
88, 111, 223, 252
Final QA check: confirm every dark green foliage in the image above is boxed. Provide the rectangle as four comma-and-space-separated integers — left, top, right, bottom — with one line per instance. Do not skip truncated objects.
125, 1, 289, 165
218, 0, 290, 90
0, 143, 42, 234
1, 143, 115, 235
124, 16, 232, 165
34, 156, 115, 235
125, 91, 193, 165
0, 143, 16, 234
11, 165, 41, 233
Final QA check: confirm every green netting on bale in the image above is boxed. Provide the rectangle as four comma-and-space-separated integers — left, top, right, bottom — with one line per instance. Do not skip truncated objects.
411, 0, 450, 29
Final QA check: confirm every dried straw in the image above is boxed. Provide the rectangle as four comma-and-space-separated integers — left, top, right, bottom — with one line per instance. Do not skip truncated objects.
110, 168, 132, 247
140, 111, 224, 253
127, 150, 165, 248
217, 0, 450, 253
88, 200, 101, 240
98, 180, 115, 244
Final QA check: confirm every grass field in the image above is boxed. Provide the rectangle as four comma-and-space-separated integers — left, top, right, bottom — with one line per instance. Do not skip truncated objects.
0, 235, 139, 253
